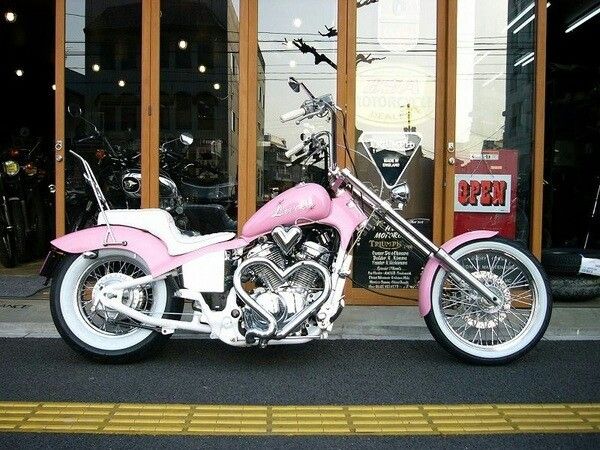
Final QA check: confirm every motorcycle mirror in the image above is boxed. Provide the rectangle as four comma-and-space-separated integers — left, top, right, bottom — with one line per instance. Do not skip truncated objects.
179, 132, 194, 146
67, 104, 82, 118
288, 77, 301, 93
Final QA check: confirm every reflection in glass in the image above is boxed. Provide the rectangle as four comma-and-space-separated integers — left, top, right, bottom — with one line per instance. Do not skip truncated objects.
159, 0, 239, 235
453, 0, 535, 245
65, 0, 142, 231
351, 0, 437, 290
257, 0, 337, 207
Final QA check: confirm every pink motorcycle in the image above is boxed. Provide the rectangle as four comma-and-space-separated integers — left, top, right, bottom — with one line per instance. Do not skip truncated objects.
43, 78, 551, 364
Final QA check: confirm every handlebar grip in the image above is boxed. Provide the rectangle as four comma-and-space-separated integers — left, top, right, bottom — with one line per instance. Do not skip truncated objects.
280, 107, 306, 123
285, 142, 306, 159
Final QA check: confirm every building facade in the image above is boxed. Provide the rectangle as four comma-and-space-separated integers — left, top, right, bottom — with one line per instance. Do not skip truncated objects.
51, 0, 550, 304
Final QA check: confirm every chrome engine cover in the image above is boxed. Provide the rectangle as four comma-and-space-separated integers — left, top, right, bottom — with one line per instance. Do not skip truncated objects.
243, 288, 308, 331
237, 236, 331, 336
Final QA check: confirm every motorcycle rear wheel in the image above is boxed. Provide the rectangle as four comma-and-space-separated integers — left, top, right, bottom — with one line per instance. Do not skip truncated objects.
425, 238, 552, 365
50, 249, 182, 362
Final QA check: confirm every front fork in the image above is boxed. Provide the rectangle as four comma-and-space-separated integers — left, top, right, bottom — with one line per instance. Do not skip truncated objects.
1, 196, 12, 231
338, 168, 499, 304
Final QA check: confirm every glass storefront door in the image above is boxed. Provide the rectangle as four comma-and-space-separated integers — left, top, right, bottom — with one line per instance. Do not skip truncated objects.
255, 0, 338, 209
158, 0, 240, 234
450, 0, 536, 245
350, 0, 439, 295
63, 0, 143, 232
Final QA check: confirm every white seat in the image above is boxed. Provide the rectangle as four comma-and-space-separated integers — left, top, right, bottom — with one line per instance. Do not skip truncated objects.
97, 209, 235, 256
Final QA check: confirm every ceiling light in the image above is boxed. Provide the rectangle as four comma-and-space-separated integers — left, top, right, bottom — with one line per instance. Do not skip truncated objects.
521, 56, 535, 67
289, 60, 296, 68
92, 63, 100, 72
4, 11, 16, 23
15, 69, 23, 77
504, 3, 534, 31
118, 79, 126, 87
513, 14, 535, 34
505, 2, 550, 31
51, 84, 56, 91
565, 5, 600, 33
293, 18, 302, 28
213, 83, 220, 90
178, 39, 188, 50
514, 52, 534, 66
198, 64, 206, 73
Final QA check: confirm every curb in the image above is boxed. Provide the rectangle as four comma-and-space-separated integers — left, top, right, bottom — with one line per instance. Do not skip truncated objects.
1, 300, 600, 341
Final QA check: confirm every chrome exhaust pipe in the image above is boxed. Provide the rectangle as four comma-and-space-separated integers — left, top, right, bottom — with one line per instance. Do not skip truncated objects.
233, 258, 279, 343
232, 258, 332, 343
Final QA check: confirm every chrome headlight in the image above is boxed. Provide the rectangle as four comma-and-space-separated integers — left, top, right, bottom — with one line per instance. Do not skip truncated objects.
3, 160, 20, 176
391, 181, 410, 205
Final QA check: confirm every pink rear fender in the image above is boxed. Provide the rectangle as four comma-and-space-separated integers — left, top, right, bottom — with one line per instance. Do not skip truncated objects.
51, 225, 249, 277
418, 230, 498, 316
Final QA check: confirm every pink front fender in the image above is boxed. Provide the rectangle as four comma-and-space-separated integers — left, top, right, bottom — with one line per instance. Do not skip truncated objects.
418, 230, 498, 316
51, 225, 248, 277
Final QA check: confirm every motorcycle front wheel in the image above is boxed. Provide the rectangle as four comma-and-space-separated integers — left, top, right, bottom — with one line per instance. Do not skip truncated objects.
425, 238, 552, 365
50, 249, 182, 362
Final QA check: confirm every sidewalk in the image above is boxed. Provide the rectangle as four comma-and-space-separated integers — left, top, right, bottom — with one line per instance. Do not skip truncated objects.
1, 297, 599, 340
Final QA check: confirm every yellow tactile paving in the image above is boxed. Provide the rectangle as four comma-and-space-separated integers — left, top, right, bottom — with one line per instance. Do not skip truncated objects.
0, 402, 598, 436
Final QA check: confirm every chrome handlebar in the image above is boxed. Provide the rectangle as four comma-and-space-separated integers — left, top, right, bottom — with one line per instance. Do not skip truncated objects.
280, 90, 337, 170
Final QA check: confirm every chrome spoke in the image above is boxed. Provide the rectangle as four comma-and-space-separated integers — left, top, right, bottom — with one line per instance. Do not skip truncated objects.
440, 248, 536, 349
77, 256, 153, 336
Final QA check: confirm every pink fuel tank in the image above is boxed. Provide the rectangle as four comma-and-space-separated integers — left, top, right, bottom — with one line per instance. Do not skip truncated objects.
242, 183, 332, 239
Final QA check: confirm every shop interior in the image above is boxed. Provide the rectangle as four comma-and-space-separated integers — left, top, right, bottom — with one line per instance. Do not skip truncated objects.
542, 0, 600, 298
544, 0, 600, 249
0, 1, 55, 274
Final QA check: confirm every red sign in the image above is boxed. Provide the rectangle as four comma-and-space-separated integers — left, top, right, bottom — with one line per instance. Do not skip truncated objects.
454, 149, 518, 239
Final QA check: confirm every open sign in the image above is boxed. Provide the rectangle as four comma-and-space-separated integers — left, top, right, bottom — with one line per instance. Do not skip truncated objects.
454, 174, 511, 213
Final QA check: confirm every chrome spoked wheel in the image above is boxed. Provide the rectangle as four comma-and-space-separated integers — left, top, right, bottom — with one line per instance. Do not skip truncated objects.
77, 257, 154, 336
50, 249, 176, 360
426, 238, 552, 364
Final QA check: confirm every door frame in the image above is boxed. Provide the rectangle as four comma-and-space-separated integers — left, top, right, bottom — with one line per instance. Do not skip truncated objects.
54, 0, 249, 234
441, 0, 547, 255
54, 0, 157, 234
54, 0, 65, 236
244, 0, 350, 222
343, 0, 449, 305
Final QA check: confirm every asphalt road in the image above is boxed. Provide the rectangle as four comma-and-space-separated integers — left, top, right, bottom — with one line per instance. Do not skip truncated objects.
0, 432, 598, 450
2, 338, 600, 404
1, 338, 599, 448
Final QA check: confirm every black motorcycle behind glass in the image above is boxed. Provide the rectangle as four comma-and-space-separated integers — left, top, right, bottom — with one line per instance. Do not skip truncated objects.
0, 128, 52, 267
65, 105, 237, 235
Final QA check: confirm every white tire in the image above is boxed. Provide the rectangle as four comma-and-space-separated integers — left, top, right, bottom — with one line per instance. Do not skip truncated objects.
50, 249, 181, 362
425, 238, 552, 364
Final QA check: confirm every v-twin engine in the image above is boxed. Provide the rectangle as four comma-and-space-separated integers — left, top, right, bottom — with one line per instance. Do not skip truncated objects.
249, 240, 330, 291
233, 227, 335, 340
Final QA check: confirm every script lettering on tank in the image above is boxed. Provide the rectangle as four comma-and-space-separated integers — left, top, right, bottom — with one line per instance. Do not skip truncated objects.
271, 198, 315, 218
